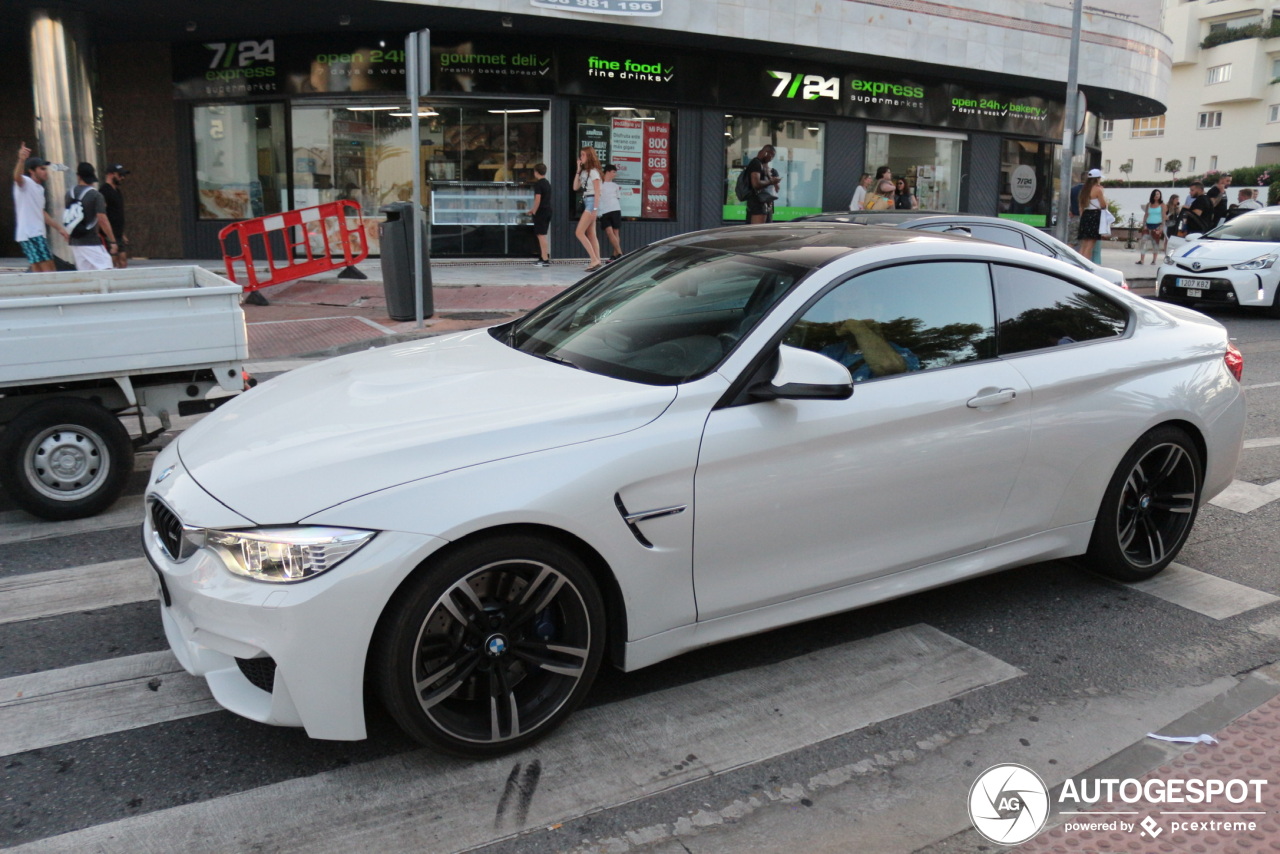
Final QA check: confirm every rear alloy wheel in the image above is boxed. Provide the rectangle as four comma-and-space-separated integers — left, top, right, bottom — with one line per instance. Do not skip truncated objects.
374, 535, 605, 757
1084, 426, 1202, 582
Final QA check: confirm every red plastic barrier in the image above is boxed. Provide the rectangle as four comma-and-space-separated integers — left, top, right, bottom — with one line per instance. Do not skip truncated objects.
217, 200, 369, 291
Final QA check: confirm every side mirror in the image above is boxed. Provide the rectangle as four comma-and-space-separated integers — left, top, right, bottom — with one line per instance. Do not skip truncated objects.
749, 344, 853, 401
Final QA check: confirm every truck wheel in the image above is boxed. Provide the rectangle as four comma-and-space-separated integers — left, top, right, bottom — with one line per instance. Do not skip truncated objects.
0, 399, 133, 521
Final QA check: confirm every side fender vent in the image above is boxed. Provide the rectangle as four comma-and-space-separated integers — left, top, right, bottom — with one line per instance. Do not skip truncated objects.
614, 493, 687, 549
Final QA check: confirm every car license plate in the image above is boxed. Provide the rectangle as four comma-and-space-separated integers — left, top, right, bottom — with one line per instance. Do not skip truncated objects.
1185, 288, 1202, 298
1175, 277, 1206, 289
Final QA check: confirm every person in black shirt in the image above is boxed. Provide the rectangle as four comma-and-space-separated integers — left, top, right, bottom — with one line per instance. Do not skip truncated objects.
100, 164, 129, 268
1203, 173, 1232, 228
745, 145, 781, 224
529, 163, 552, 267
1180, 182, 1214, 236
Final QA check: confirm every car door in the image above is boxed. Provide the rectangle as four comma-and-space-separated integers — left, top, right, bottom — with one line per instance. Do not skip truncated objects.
983, 263, 1134, 543
691, 260, 1033, 621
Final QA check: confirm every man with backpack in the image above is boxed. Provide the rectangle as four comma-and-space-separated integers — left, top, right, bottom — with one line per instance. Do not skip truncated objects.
738, 145, 782, 224
64, 162, 117, 270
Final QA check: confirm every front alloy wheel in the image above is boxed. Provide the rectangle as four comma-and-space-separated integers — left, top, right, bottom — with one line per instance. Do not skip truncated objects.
1085, 426, 1202, 582
374, 535, 605, 757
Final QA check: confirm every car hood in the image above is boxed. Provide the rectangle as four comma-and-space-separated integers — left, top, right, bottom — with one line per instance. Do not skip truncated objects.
1170, 240, 1280, 264
178, 329, 677, 523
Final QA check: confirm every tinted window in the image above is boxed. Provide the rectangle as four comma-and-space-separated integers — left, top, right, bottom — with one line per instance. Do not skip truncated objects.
783, 261, 996, 383
1020, 235, 1055, 258
506, 245, 805, 385
966, 225, 1025, 249
993, 265, 1128, 356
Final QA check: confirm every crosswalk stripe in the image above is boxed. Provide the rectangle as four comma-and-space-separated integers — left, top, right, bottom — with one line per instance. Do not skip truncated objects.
1128, 561, 1279, 620
0, 558, 156, 625
1208, 478, 1280, 513
0, 650, 218, 756
0, 495, 144, 545
9, 624, 1021, 853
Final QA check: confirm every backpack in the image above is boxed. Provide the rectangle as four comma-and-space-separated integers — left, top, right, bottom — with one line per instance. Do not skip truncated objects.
62, 186, 98, 238
734, 167, 753, 202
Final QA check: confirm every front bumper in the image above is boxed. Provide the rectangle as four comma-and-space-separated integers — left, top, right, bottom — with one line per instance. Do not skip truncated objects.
1157, 266, 1274, 308
143, 448, 446, 741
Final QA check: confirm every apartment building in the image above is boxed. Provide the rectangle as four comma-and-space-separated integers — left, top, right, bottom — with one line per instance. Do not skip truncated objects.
1103, 0, 1280, 181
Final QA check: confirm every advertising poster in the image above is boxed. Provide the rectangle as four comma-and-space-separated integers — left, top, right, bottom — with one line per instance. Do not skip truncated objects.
610, 119, 644, 218
642, 122, 671, 219
578, 124, 610, 169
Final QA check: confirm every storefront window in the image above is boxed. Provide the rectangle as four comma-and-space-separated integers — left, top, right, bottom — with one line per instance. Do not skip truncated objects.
424, 103, 546, 255
724, 116, 824, 221
193, 104, 286, 220
291, 105, 414, 214
573, 105, 675, 220
866, 129, 964, 213
999, 139, 1056, 227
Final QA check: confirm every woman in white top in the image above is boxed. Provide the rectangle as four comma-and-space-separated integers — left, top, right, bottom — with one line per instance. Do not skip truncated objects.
572, 146, 603, 271
1076, 169, 1107, 264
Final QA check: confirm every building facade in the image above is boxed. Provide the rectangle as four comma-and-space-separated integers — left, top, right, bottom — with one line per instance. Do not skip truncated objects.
1102, 0, 1280, 182
2, 0, 1170, 262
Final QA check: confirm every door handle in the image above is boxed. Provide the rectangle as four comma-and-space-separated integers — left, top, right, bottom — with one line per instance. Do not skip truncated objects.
967, 388, 1017, 408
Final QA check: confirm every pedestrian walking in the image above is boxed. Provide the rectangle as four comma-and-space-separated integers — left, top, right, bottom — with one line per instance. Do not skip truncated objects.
65, 162, 117, 271
573, 146, 603, 270
1076, 168, 1107, 264
597, 163, 623, 263
100, 163, 129, 268
11, 142, 68, 272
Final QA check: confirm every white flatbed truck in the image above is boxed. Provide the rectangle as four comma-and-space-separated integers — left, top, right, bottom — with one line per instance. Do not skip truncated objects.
0, 266, 249, 520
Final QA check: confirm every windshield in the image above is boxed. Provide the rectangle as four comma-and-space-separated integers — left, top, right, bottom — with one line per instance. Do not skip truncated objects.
499, 245, 807, 385
1202, 214, 1280, 243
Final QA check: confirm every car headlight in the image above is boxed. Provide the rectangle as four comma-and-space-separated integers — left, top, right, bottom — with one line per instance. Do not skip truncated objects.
1232, 254, 1278, 271
1163, 254, 1174, 265
203, 527, 377, 583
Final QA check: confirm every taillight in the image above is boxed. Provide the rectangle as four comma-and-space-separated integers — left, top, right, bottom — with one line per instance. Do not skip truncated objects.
1225, 341, 1244, 382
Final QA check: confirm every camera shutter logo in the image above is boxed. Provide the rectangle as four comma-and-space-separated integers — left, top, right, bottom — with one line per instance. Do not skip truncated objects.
968, 764, 1050, 845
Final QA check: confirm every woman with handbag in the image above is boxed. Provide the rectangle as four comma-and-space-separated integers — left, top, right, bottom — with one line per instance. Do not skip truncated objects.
1076, 169, 1106, 264
1137, 189, 1164, 265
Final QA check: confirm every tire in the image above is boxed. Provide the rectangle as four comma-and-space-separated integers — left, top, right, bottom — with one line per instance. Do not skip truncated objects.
0, 398, 133, 521
373, 534, 606, 757
1083, 426, 1202, 582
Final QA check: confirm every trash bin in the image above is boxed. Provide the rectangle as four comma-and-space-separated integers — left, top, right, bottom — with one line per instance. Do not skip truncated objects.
379, 201, 433, 321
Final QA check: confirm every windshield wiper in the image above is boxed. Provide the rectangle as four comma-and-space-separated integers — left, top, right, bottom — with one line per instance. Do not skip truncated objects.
535, 352, 583, 370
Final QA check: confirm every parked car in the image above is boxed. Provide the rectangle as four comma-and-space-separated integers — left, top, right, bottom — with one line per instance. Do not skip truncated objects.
1157, 208, 1280, 316
144, 223, 1244, 757
801, 210, 1128, 289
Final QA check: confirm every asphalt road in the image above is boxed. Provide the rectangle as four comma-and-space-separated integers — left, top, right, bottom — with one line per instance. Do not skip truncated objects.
3, 302, 1280, 854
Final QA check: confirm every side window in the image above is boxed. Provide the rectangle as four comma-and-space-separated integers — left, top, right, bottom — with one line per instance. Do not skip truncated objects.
783, 261, 996, 383
993, 265, 1129, 355
1020, 235, 1055, 258
966, 225, 1025, 249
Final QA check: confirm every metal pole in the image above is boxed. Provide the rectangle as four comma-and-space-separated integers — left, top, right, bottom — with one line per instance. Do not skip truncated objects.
1056, 0, 1083, 244
407, 34, 425, 329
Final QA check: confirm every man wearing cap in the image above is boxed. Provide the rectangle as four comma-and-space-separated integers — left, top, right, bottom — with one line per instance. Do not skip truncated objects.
11, 142, 69, 272
100, 164, 129, 268
66, 162, 117, 271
